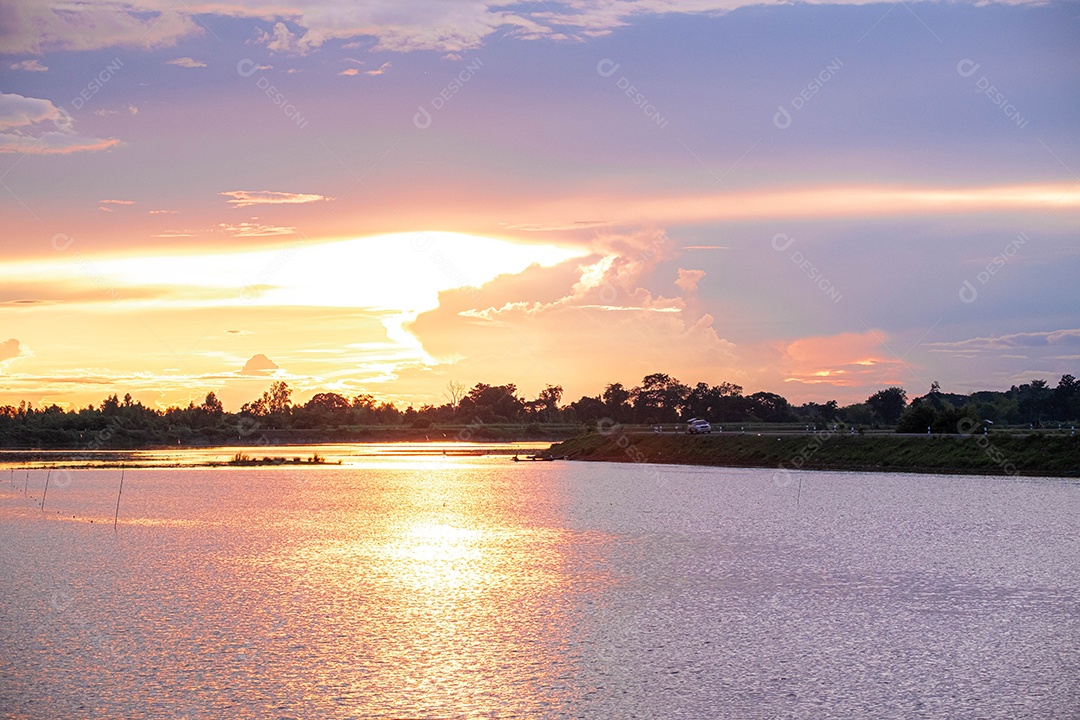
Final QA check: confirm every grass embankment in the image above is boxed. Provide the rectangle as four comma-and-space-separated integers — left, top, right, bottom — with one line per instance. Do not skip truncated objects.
548, 431, 1080, 477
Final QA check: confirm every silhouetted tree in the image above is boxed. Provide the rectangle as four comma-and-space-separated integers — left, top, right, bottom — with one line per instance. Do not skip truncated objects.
866, 387, 907, 425
602, 383, 632, 422
202, 392, 224, 415
632, 373, 688, 423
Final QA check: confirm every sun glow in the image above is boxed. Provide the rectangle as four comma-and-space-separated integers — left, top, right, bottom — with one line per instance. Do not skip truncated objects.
1, 232, 586, 312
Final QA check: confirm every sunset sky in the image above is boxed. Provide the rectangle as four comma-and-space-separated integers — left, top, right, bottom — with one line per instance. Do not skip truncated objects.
1, 0, 1078, 411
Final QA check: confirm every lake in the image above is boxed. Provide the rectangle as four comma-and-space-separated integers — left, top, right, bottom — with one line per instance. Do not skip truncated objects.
2, 448, 1078, 718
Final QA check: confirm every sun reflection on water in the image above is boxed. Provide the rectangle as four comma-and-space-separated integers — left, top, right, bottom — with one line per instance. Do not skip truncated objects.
250, 460, 595, 715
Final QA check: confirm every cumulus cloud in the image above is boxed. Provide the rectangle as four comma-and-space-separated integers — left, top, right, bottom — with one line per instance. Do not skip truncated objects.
258, 21, 308, 54
406, 230, 740, 397
240, 353, 279, 375
9, 59, 47, 71
675, 268, 706, 294
220, 190, 332, 207
0, 338, 27, 363
167, 57, 207, 68
0, 92, 120, 155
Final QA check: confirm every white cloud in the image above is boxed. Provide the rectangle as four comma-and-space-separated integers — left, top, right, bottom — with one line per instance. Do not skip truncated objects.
258, 21, 307, 54
9, 59, 47, 71
0, 92, 120, 154
167, 57, 207, 68
92, 104, 140, 117
926, 329, 1080, 352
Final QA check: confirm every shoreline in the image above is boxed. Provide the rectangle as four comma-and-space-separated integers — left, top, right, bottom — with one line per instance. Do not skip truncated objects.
547, 431, 1080, 479
0, 440, 550, 470
2, 432, 1076, 477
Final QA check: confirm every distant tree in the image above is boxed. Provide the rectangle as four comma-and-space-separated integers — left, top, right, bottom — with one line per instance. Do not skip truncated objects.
746, 391, 795, 423
631, 373, 688, 423
527, 384, 563, 421
602, 383, 633, 422
841, 402, 877, 427
305, 392, 350, 414
101, 394, 121, 416
797, 400, 840, 422
866, 387, 907, 425
266, 381, 292, 415
1054, 374, 1078, 420
201, 392, 224, 415
460, 383, 523, 422
568, 395, 606, 423
897, 402, 936, 434
445, 381, 467, 409
241, 381, 292, 422
1014, 379, 1052, 425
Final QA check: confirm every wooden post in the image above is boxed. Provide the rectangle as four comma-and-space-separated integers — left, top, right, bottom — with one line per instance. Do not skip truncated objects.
41, 469, 51, 511
113, 467, 125, 530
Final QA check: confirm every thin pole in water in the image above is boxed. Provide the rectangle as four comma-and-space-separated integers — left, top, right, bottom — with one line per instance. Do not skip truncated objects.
41, 469, 51, 511
796, 474, 803, 507
113, 467, 125, 530
24, 469, 29, 496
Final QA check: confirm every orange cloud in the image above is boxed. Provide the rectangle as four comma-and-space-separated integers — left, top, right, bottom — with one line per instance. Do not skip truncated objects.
675, 268, 706, 294
366, 61, 392, 76
0, 338, 27, 363
220, 190, 332, 207
406, 238, 741, 400
781, 331, 907, 391
240, 354, 279, 376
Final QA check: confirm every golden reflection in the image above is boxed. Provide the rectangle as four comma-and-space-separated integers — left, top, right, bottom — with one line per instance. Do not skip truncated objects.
391, 522, 484, 591
250, 457, 601, 715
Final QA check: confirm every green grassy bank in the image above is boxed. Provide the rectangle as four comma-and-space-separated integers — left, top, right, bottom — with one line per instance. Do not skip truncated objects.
548, 430, 1080, 478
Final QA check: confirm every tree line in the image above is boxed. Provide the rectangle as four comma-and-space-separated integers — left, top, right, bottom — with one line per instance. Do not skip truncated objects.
0, 372, 1076, 448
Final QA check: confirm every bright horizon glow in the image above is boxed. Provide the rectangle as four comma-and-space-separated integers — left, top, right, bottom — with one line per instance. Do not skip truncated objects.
0, 232, 588, 311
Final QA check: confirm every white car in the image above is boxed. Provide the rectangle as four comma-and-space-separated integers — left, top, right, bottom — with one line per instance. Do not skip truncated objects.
687, 418, 712, 434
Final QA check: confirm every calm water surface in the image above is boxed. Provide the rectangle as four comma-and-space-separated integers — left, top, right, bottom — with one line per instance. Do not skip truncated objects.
1, 452, 1078, 718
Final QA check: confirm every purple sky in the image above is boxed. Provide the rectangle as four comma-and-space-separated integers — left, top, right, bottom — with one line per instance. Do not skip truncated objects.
1, 0, 1078, 410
